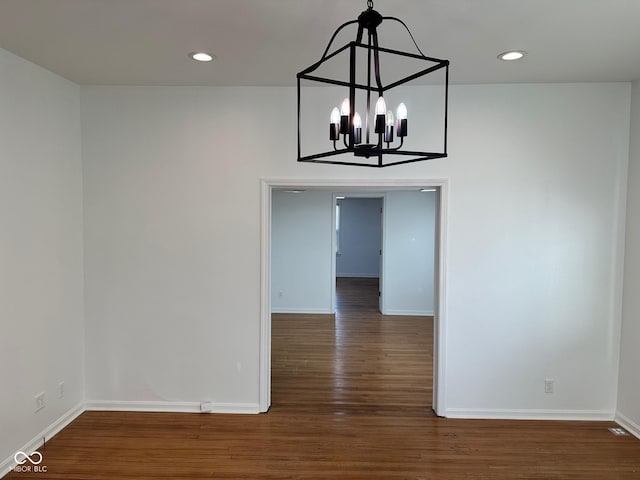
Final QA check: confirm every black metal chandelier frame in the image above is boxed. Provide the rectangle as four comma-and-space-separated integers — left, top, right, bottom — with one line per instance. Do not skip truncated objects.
297, 0, 449, 168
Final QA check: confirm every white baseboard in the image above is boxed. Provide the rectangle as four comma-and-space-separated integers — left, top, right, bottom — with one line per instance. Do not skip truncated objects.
444, 408, 615, 421
382, 309, 434, 316
615, 411, 640, 440
0, 402, 84, 478
271, 307, 333, 314
84, 400, 260, 415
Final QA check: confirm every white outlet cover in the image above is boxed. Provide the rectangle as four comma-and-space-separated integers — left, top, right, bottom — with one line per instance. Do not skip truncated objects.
35, 392, 46, 412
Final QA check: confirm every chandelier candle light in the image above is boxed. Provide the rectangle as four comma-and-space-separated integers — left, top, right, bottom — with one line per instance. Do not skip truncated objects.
297, 0, 449, 167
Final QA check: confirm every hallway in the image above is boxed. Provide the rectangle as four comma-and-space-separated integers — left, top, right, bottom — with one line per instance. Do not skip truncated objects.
271, 277, 434, 416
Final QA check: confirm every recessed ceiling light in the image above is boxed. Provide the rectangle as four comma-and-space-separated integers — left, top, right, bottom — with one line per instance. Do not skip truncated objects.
189, 52, 215, 62
420, 188, 436, 192
283, 190, 306, 194
498, 51, 527, 61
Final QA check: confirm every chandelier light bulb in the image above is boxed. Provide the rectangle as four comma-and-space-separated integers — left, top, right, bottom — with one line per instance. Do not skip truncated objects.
341, 98, 350, 116
397, 102, 408, 137
353, 112, 362, 128
375, 96, 387, 116
330, 107, 341, 124
397, 103, 407, 120
353, 112, 362, 144
374, 96, 387, 134
339, 98, 350, 134
329, 107, 341, 140
384, 110, 395, 143
386, 110, 395, 126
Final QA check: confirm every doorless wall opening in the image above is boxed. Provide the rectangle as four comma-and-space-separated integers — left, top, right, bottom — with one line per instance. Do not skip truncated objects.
260, 179, 449, 415
334, 194, 384, 314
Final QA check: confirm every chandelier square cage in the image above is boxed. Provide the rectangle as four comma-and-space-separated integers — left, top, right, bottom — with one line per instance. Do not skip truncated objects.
297, 4, 449, 168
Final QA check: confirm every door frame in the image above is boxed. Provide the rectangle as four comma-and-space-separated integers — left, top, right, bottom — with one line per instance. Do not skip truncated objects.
260, 178, 449, 415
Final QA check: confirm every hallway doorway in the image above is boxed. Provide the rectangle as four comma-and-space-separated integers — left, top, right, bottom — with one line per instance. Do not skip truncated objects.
261, 179, 449, 415
335, 195, 384, 313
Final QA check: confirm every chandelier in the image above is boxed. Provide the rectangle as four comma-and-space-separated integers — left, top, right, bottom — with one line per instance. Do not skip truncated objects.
297, 0, 449, 167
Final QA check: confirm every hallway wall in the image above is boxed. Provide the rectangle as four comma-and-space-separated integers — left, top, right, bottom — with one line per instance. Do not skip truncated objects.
336, 197, 382, 278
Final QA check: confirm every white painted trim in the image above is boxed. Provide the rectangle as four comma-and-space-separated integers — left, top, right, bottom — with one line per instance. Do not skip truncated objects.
271, 307, 334, 315
336, 273, 380, 278
609, 100, 631, 417
259, 180, 271, 412
616, 411, 640, 440
433, 181, 449, 416
260, 178, 449, 416
444, 408, 614, 421
382, 309, 434, 316
330, 193, 337, 314
380, 193, 388, 315
85, 400, 260, 414
0, 402, 85, 478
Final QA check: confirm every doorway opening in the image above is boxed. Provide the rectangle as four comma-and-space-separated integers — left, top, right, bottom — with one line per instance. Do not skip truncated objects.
260, 180, 448, 416
334, 195, 384, 315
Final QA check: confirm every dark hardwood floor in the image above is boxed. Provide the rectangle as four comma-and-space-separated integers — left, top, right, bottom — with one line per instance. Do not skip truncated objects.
271, 277, 433, 416
5, 277, 640, 479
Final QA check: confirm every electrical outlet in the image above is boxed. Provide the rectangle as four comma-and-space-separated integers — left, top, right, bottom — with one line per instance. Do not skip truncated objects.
58, 381, 65, 399
35, 392, 46, 412
544, 379, 554, 394
278, 291, 283, 299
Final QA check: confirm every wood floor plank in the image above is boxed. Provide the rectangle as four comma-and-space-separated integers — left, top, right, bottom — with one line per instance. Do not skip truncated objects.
5, 278, 639, 479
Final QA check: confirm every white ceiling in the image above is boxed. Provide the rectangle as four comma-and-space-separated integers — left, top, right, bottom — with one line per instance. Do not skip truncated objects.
1, 0, 640, 86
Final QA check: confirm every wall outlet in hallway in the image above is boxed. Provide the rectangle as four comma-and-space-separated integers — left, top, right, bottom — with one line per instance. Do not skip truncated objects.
58, 381, 65, 399
544, 379, 554, 394
278, 291, 283, 299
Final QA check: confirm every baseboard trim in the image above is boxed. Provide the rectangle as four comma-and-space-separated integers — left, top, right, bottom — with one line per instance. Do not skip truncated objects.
615, 411, 640, 440
271, 307, 333, 314
0, 402, 84, 478
84, 400, 260, 415
444, 408, 615, 421
382, 309, 434, 316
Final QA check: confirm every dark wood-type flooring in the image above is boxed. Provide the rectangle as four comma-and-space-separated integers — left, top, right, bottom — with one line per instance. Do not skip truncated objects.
5, 278, 640, 479
271, 277, 433, 416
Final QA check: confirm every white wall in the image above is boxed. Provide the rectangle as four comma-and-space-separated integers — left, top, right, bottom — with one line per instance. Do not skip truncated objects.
0, 49, 84, 472
383, 191, 436, 316
271, 190, 333, 313
617, 80, 640, 437
443, 84, 629, 418
337, 197, 382, 278
82, 87, 283, 411
81, 83, 630, 419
